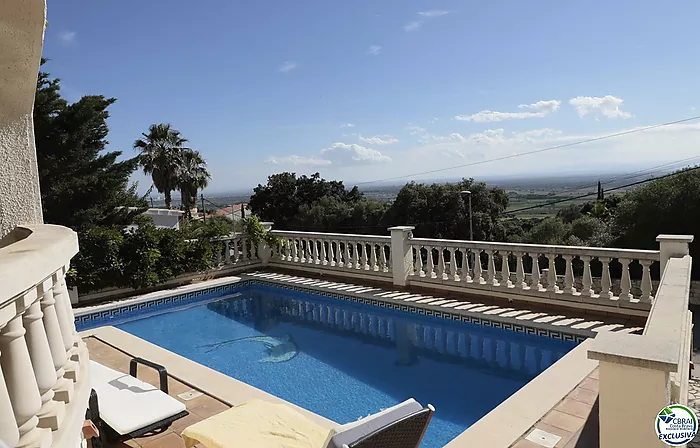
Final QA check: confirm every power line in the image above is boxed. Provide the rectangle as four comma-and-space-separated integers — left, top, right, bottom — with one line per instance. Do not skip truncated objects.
504, 164, 700, 215
355, 116, 700, 186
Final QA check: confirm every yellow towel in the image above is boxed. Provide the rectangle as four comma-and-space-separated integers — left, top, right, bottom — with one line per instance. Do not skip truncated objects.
181, 399, 332, 448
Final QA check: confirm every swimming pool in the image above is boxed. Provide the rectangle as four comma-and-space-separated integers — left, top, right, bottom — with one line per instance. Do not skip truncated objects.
101, 283, 576, 447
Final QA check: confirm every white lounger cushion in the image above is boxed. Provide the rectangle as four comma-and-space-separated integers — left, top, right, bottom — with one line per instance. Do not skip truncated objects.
325, 398, 423, 448
90, 360, 187, 435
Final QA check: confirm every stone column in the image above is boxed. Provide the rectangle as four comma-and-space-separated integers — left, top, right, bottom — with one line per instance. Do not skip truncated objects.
388, 226, 415, 287
23, 280, 65, 430
656, 234, 694, 275
0, 0, 47, 237
0, 300, 51, 447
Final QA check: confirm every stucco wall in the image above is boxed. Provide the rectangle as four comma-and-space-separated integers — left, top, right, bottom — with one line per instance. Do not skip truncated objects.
0, 1, 46, 237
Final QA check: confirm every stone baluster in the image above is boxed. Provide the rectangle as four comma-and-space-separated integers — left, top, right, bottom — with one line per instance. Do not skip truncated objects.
292, 239, 299, 262
0, 293, 51, 448
515, 252, 527, 289
352, 242, 360, 269
461, 249, 472, 283
599, 257, 613, 299
412, 246, 421, 276
215, 244, 223, 265
280, 239, 287, 261
344, 241, 352, 269
380, 245, 388, 272
563, 255, 577, 294
329, 241, 336, 266
427, 247, 436, 278
224, 240, 231, 264
531, 253, 543, 291
487, 250, 498, 286
57, 271, 80, 358
320, 240, 327, 265
239, 239, 247, 261
474, 250, 484, 284
387, 247, 392, 270
449, 248, 459, 281
437, 247, 446, 280
310, 239, 317, 264
300, 240, 308, 263
24, 280, 65, 430
370, 244, 378, 271
360, 243, 369, 270
619, 258, 632, 301
0, 342, 20, 447
546, 254, 559, 293
640, 259, 653, 302
500, 251, 512, 288
39, 282, 73, 405
51, 272, 79, 382
580, 256, 594, 297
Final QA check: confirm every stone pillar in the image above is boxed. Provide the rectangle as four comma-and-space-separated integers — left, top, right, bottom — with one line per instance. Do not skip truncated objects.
0, 0, 47, 237
51, 271, 79, 381
388, 226, 415, 287
657, 234, 694, 275
0, 318, 20, 447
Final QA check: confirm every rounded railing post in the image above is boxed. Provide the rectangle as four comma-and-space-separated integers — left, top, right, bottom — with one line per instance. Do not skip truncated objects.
531, 253, 543, 291
500, 251, 512, 288
580, 255, 594, 297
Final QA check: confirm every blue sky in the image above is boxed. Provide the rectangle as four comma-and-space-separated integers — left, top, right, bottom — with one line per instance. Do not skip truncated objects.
44, 0, 700, 193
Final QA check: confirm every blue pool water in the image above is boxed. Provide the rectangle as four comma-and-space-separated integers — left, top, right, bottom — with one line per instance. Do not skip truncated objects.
116, 285, 576, 447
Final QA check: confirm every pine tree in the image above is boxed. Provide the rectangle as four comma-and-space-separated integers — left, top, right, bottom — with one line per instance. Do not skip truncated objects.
34, 59, 146, 230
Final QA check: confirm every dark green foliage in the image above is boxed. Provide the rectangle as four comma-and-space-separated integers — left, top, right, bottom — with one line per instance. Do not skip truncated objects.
383, 178, 509, 240
35, 60, 146, 230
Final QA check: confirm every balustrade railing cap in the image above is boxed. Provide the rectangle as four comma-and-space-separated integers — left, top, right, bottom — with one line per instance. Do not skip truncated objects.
387, 226, 415, 232
656, 234, 694, 243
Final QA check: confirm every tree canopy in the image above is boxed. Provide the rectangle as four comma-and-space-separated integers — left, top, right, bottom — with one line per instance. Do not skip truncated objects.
34, 60, 146, 230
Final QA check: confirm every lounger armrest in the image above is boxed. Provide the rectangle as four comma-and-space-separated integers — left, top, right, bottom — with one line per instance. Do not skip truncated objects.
129, 357, 170, 394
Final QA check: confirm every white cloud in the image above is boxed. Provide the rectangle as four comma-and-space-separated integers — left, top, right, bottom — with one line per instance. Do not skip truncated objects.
59, 31, 76, 43
341, 133, 357, 137
278, 61, 298, 73
320, 143, 391, 164
265, 155, 331, 166
454, 100, 560, 122
368, 45, 382, 56
418, 10, 450, 17
403, 21, 423, 32
406, 125, 426, 135
340, 123, 355, 128
569, 95, 632, 119
359, 135, 399, 145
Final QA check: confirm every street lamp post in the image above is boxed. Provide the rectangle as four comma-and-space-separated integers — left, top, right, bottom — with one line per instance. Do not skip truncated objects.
460, 190, 473, 241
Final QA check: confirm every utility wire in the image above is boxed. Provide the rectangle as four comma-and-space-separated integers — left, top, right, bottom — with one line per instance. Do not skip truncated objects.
354, 116, 700, 186
504, 165, 700, 215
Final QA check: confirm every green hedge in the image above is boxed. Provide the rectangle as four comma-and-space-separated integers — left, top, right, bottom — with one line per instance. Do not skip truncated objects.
67, 216, 230, 293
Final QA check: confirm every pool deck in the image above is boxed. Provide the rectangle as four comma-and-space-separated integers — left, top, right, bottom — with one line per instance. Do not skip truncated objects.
78, 272, 651, 448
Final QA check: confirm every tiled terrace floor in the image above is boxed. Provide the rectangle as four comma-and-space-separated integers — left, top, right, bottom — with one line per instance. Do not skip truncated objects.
85, 337, 230, 448
510, 369, 599, 448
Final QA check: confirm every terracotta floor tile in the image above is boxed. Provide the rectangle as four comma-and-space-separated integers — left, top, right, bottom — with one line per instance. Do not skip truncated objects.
568, 387, 598, 405
189, 397, 230, 419
140, 433, 186, 448
131, 428, 173, 446
578, 377, 599, 392
588, 368, 599, 380
555, 398, 594, 419
169, 412, 204, 434
541, 410, 586, 433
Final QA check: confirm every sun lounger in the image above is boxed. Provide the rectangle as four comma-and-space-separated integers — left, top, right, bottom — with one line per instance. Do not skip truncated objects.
181, 398, 433, 448
86, 358, 188, 446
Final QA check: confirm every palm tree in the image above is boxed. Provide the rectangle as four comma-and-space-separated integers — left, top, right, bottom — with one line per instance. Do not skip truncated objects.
134, 124, 188, 209
178, 149, 211, 219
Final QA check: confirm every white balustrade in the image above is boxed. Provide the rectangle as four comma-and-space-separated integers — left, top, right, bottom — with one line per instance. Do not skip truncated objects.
0, 224, 89, 448
407, 237, 661, 306
215, 235, 263, 268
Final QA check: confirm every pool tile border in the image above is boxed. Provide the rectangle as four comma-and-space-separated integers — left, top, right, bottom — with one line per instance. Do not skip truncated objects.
74, 275, 605, 343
